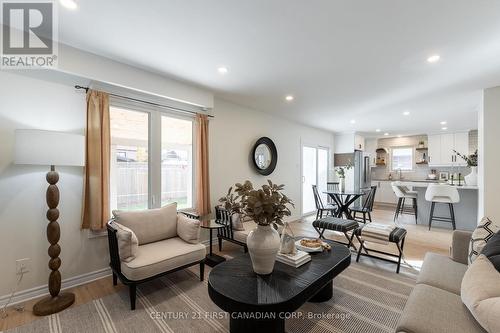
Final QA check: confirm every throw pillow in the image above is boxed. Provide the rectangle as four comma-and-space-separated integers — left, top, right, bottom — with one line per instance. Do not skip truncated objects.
231, 213, 245, 231
461, 254, 500, 333
177, 214, 201, 244
481, 231, 500, 272
113, 202, 178, 245
113, 222, 139, 262
469, 217, 500, 264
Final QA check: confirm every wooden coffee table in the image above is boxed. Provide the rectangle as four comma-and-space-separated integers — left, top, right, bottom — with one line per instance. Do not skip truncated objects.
208, 241, 351, 333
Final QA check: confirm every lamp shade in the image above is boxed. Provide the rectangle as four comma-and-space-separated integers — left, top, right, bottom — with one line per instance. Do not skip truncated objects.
15, 129, 85, 166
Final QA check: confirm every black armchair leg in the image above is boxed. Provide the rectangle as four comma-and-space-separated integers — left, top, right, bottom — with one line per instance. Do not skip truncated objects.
218, 237, 222, 252
129, 284, 136, 310
112, 272, 117, 286
244, 245, 248, 253
200, 261, 205, 281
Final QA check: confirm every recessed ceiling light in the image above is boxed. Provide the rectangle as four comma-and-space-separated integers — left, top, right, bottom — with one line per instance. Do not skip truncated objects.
440, 121, 447, 125
403, 111, 410, 116
375, 129, 381, 132
427, 54, 440, 63
59, 0, 78, 10
350, 119, 356, 124
441, 127, 448, 130
217, 66, 228, 74
384, 132, 389, 136
285, 95, 294, 101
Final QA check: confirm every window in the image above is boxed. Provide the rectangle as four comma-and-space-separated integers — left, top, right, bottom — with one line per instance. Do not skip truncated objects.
392, 147, 413, 171
110, 104, 195, 212
161, 115, 193, 209
110, 107, 149, 211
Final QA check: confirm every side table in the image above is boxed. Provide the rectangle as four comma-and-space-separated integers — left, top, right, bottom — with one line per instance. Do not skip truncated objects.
200, 219, 226, 267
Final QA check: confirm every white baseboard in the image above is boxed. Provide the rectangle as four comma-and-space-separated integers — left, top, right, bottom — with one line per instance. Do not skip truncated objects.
0, 267, 112, 308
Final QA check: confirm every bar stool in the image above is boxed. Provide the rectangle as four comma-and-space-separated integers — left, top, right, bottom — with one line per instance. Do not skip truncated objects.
391, 182, 418, 223
425, 184, 459, 230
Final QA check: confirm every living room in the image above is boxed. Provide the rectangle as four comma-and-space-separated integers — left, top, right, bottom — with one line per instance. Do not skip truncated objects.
1, 1, 500, 333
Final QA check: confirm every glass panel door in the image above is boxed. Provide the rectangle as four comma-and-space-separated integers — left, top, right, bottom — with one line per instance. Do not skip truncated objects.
302, 145, 330, 216
302, 146, 317, 215
317, 148, 329, 204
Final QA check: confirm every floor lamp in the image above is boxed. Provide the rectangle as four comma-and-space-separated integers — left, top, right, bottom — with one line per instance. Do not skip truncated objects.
15, 129, 85, 316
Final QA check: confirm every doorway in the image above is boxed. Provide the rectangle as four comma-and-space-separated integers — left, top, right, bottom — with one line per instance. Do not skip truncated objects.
302, 145, 329, 216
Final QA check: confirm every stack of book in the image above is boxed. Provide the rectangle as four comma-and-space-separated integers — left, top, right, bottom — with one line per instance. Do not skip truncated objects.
276, 250, 311, 268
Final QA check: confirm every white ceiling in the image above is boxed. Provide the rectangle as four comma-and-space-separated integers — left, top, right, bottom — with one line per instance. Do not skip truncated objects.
57, 0, 500, 135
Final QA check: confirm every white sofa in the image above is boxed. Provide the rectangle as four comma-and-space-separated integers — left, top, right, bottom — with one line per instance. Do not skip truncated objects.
107, 203, 206, 310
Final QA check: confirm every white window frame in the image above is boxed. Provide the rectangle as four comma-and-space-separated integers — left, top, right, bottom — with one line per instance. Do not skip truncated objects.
391, 146, 414, 171
110, 97, 196, 211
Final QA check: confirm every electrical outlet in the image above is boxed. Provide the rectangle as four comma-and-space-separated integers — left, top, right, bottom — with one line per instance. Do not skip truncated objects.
16, 258, 30, 275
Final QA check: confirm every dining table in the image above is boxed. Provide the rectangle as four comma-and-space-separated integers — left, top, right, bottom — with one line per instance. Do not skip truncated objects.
323, 190, 366, 220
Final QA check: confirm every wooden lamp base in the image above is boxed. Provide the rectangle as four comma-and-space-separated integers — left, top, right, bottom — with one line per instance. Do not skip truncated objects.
33, 292, 75, 316
33, 166, 75, 316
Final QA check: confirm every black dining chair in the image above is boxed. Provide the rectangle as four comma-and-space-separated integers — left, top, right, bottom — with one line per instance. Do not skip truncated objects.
326, 182, 339, 205
215, 206, 248, 253
350, 186, 377, 223
312, 185, 337, 220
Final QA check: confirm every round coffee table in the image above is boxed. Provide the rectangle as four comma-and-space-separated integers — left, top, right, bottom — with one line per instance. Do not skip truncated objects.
208, 241, 351, 333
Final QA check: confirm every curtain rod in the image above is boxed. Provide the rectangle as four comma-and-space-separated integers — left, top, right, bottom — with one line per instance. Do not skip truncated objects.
74, 85, 214, 118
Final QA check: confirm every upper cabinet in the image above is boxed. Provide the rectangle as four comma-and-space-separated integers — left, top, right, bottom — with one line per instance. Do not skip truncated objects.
334, 133, 365, 153
428, 131, 469, 166
453, 132, 469, 165
354, 134, 365, 151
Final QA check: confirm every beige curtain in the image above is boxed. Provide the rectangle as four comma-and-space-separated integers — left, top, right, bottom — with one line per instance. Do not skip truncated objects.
195, 114, 211, 217
81, 90, 110, 230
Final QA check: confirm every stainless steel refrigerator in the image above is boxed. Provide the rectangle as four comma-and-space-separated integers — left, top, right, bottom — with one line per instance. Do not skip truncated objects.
333, 150, 371, 193
353, 149, 372, 192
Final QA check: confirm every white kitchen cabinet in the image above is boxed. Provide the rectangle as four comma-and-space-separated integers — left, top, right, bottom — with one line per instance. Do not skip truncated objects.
428, 131, 469, 166
372, 181, 397, 204
440, 133, 455, 165
428, 134, 441, 165
354, 135, 365, 151
334, 133, 365, 153
453, 132, 469, 166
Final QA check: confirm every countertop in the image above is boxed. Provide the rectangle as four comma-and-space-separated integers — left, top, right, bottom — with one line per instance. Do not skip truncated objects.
372, 179, 478, 190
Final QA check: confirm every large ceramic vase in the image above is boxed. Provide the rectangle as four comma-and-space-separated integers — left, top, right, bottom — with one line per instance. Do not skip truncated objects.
465, 166, 478, 186
246, 224, 281, 275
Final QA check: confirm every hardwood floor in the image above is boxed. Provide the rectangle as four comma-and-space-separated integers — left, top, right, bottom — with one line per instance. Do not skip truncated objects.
0, 206, 453, 331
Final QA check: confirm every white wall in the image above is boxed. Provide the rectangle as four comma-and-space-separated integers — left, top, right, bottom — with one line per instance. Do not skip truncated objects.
479, 87, 500, 222
58, 44, 214, 109
209, 99, 335, 220
0, 71, 109, 297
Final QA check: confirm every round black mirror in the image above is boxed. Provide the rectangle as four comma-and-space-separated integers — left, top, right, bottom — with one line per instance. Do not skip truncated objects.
252, 137, 277, 175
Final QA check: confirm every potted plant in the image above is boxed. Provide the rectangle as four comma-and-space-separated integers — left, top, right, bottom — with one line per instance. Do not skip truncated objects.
218, 187, 244, 230
454, 149, 478, 186
335, 161, 352, 192
232, 180, 294, 275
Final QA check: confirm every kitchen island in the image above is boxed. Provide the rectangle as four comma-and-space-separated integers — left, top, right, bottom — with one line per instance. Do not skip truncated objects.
372, 180, 478, 231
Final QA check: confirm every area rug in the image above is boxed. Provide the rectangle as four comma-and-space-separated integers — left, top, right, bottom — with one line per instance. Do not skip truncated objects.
6, 260, 415, 333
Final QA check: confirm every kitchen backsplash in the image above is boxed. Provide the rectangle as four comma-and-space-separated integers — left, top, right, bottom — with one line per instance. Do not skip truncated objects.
371, 165, 471, 180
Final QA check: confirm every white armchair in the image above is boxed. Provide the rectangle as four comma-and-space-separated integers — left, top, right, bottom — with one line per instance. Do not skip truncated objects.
107, 202, 206, 310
